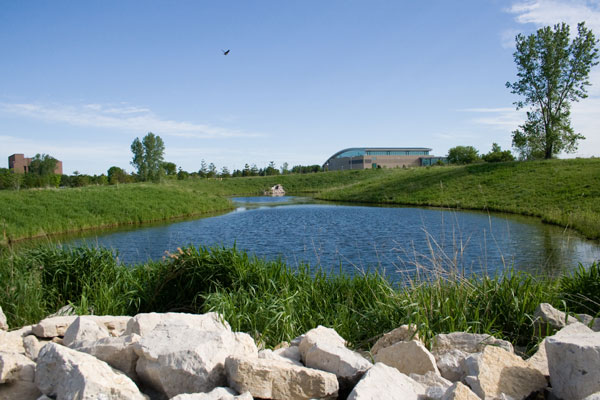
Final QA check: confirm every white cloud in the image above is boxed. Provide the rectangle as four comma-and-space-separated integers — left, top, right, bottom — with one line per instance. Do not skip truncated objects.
508, 0, 600, 32
0, 102, 264, 139
460, 108, 526, 130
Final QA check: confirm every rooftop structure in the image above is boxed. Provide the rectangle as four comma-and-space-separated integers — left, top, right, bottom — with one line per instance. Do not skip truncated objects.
8, 154, 63, 175
323, 147, 446, 171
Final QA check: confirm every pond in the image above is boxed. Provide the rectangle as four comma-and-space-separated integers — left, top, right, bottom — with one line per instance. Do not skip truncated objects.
65, 196, 600, 281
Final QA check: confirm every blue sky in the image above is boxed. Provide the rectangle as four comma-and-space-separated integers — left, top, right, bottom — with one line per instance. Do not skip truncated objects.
1, 0, 599, 175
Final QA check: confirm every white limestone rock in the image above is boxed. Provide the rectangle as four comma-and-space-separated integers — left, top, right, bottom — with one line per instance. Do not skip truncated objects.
410, 371, 452, 400
62, 316, 110, 347
32, 315, 130, 338
125, 312, 229, 337
299, 325, 372, 391
34, 342, 146, 400
273, 345, 303, 364
370, 324, 419, 356
71, 334, 141, 382
434, 349, 469, 382
134, 325, 257, 398
0, 351, 36, 383
347, 362, 420, 400
23, 335, 45, 361
463, 346, 547, 400
258, 349, 303, 366
225, 355, 338, 400
440, 382, 481, 400
527, 321, 593, 376
170, 387, 253, 399
0, 306, 7, 331
546, 332, 600, 400
432, 332, 514, 354
533, 303, 579, 336
0, 350, 40, 400
582, 393, 600, 400
375, 339, 439, 376
0, 330, 25, 355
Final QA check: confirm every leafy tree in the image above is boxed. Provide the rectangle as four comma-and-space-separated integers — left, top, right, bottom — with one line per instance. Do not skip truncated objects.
162, 162, 177, 176
207, 163, 217, 178
242, 164, 251, 177
177, 167, 189, 180
29, 154, 58, 175
198, 159, 208, 178
482, 143, 515, 163
264, 161, 280, 176
447, 146, 480, 164
281, 162, 289, 175
291, 165, 323, 174
220, 166, 231, 178
107, 166, 130, 184
130, 132, 166, 182
507, 22, 599, 159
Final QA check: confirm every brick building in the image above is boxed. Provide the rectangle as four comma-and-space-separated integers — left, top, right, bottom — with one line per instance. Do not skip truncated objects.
8, 154, 63, 175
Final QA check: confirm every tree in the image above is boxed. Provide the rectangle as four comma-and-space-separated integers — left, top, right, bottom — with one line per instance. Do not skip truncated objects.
29, 154, 58, 176
507, 22, 599, 159
447, 146, 480, 164
130, 132, 165, 181
482, 143, 515, 163
162, 162, 177, 176
107, 166, 130, 184
220, 166, 231, 178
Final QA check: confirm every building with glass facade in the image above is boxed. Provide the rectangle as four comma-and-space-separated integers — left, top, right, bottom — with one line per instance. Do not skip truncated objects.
323, 147, 446, 171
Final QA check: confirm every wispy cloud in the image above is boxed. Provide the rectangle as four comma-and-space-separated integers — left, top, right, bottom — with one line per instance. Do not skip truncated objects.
0, 102, 263, 139
507, 0, 600, 32
460, 108, 525, 130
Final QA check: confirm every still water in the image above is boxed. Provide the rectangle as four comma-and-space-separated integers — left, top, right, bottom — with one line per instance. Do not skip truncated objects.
68, 196, 600, 281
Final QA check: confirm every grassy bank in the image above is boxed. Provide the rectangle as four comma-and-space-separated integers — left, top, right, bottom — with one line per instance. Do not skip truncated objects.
1, 245, 598, 352
0, 184, 232, 244
317, 158, 600, 240
0, 169, 382, 244
2, 158, 599, 244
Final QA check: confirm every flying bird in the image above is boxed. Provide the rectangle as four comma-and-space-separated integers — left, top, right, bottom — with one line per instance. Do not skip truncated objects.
222, 49, 230, 55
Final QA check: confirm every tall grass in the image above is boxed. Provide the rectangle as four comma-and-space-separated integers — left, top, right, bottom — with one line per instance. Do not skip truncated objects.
2, 244, 597, 353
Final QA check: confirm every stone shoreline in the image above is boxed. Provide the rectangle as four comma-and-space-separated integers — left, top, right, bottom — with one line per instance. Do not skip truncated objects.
0, 303, 599, 400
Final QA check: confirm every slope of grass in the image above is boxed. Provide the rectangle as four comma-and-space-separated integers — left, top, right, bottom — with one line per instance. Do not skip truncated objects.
2, 245, 597, 352
317, 159, 600, 239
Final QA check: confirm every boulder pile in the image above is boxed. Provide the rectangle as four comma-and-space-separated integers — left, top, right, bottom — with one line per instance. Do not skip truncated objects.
0, 303, 599, 399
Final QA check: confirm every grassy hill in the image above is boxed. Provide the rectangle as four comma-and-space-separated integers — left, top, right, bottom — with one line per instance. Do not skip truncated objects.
1, 159, 599, 244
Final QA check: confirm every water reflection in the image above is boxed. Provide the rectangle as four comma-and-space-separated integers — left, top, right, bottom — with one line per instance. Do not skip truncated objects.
63, 198, 600, 282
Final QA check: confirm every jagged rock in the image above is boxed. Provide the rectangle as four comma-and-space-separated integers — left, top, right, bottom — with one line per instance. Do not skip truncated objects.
432, 332, 514, 354
124, 312, 229, 337
410, 371, 452, 400
440, 382, 480, 400
32, 315, 130, 338
299, 325, 372, 392
133, 324, 257, 398
546, 332, 600, 400
581, 393, 600, 400
0, 351, 36, 383
290, 334, 305, 347
225, 355, 338, 400
264, 184, 285, 196
533, 303, 580, 336
0, 306, 7, 331
258, 349, 303, 366
0, 330, 25, 355
170, 387, 253, 399
47, 305, 76, 318
347, 362, 421, 400
431, 332, 513, 382
0, 351, 40, 400
23, 335, 45, 361
62, 316, 110, 347
527, 321, 593, 376
370, 324, 419, 355
593, 318, 600, 332
35, 342, 146, 400
273, 345, 302, 364
463, 345, 546, 400
375, 339, 439, 376
71, 334, 141, 382
434, 349, 469, 382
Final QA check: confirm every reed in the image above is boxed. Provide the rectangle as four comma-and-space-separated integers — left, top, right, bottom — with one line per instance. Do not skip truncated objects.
2, 244, 596, 354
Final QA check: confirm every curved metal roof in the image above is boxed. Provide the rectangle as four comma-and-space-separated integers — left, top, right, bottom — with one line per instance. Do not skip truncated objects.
324, 147, 433, 164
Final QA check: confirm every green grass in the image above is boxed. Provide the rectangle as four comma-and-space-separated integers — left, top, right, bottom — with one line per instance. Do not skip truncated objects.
2, 159, 599, 243
317, 158, 600, 240
2, 244, 597, 353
